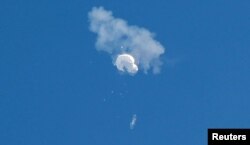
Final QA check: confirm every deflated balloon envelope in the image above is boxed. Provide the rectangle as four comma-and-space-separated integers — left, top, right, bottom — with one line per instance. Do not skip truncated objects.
115, 54, 138, 74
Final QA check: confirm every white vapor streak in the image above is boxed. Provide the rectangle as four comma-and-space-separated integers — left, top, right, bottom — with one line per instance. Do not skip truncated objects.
88, 7, 165, 74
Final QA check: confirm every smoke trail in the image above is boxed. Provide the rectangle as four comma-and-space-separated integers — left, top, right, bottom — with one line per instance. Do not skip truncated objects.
88, 7, 165, 74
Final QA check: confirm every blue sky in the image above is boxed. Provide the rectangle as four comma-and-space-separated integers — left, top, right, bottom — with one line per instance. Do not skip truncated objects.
0, 0, 250, 145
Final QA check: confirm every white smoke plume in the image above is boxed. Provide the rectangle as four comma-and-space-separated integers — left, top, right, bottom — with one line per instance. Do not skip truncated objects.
88, 7, 165, 74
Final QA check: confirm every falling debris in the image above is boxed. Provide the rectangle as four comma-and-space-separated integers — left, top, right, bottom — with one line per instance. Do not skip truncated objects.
130, 114, 137, 130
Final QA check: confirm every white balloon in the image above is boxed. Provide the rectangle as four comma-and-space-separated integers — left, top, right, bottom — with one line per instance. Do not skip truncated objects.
115, 54, 138, 74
